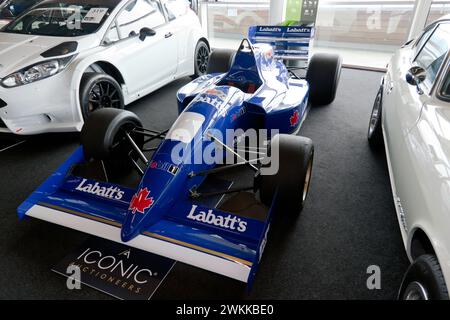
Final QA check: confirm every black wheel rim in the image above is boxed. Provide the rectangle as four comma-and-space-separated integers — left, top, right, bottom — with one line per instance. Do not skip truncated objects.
402, 281, 429, 300
368, 91, 382, 137
196, 45, 209, 75
88, 81, 121, 113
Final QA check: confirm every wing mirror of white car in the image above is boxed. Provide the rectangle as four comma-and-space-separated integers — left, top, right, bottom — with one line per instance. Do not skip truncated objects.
139, 27, 156, 41
406, 66, 426, 95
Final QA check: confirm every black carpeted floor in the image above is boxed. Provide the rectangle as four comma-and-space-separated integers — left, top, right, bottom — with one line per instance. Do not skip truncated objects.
0, 69, 410, 299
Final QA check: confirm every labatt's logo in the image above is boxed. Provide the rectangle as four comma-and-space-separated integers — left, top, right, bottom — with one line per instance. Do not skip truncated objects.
186, 205, 247, 232
287, 27, 310, 33
259, 26, 281, 32
75, 179, 124, 200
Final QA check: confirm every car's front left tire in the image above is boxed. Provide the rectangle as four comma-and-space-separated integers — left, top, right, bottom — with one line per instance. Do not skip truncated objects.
81, 108, 143, 174
306, 53, 342, 106
79, 73, 124, 120
398, 254, 449, 300
368, 86, 384, 148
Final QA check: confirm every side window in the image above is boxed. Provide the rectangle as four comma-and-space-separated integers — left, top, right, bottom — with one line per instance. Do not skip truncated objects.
414, 23, 450, 90
164, 0, 189, 20
116, 0, 166, 39
104, 22, 119, 43
414, 26, 434, 55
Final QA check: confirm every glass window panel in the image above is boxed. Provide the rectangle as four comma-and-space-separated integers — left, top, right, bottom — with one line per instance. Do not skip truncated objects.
203, 0, 270, 49
426, 0, 450, 27
117, 0, 166, 38
415, 23, 450, 88
440, 72, 450, 100
313, 0, 415, 69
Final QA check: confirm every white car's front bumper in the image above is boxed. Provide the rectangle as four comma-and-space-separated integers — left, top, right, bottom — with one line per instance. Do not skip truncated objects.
0, 67, 83, 135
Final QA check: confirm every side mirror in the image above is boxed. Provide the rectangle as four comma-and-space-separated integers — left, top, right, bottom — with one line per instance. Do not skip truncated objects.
139, 27, 156, 41
406, 66, 426, 94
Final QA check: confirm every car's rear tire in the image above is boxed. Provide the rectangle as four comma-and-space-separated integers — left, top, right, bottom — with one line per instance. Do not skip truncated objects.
206, 49, 236, 74
368, 86, 384, 148
81, 109, 143, 173
79, 73, 124, 121
192, 40, 210, 78
257, 134, 314, 214
306, 53, 342, 106
398, 255, 449, 300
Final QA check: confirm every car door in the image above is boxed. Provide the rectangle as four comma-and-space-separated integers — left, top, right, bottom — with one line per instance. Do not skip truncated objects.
383, 23, 450, 234
104, 0, 177, 99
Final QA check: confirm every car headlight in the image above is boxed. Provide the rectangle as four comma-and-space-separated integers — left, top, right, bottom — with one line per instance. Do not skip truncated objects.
1, 55, 76, 88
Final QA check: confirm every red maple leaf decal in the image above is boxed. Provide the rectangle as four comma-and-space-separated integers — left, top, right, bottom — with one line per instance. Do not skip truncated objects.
129, 188, 154, 214
290, 111, 300, 127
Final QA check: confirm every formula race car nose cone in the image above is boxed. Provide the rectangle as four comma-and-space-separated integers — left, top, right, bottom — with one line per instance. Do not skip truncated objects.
122, 187, 155, 242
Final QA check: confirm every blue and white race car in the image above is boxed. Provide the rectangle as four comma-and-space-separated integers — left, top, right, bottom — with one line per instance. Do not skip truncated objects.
18, 39, 341, 284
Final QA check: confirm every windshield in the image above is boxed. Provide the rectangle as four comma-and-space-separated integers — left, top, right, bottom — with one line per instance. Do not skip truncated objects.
3, 1, 119, 37
0, 0, 40, 20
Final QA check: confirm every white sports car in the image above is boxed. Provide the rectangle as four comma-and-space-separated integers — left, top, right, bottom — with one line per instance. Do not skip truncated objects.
0, 0, 209, 135
368, 15, 450, 300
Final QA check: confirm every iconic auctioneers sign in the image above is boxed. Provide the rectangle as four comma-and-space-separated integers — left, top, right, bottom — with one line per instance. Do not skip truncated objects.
53, 237, 176, 300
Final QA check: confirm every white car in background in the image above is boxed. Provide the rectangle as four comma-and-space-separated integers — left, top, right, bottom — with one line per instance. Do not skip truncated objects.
0, 0, 209, 135
368, 15, 450, 300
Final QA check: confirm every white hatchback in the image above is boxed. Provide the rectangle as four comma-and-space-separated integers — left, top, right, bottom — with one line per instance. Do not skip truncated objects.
0, 0, 209, 135
368, 15, 450, 300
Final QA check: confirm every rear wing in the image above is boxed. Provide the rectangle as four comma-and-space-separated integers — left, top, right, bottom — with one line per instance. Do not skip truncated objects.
248, 25, 314, 62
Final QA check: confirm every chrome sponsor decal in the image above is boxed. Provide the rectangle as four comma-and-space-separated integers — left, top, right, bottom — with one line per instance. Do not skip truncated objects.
395, 196, 408, 232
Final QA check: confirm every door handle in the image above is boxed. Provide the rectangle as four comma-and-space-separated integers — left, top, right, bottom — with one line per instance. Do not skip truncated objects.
387, 81, 394, 94
165, 32, 173, 39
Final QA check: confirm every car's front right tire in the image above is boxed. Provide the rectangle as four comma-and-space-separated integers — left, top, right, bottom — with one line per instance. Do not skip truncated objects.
206, 49, 236, 75
192, 40, 210, 78
257, 134, 314, 214
79, 73, 124, 120
398, 254, 449, 300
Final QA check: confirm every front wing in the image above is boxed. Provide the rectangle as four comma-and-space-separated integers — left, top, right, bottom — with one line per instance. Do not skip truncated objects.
18, 148, 272, 284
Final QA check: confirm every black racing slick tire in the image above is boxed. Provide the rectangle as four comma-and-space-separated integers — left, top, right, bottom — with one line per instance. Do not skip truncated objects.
257, 134, 314, 214
306, 53, 342, 106
398, 255, 449, 300
79, 73, 124, 121
206, 49, 236, 74
81, 109, 143, 173
192, 40, 210, 78
368, 86, 384, 148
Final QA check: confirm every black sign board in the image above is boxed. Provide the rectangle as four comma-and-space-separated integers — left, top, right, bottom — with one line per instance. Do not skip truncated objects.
53, 237, 176, 300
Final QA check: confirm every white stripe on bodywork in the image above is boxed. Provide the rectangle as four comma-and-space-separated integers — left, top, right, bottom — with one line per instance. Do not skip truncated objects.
26, 204, 251, 282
